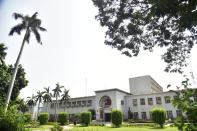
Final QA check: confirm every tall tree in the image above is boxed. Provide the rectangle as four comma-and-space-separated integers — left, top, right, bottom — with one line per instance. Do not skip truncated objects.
6, 12, 46, 111
0, 44, 28, 103
27, 94, 36, 115
17, 98, 28, 114
92, 0, 197, 73
60, 88, 70, 112
52, 83, 64, 122
35, 91, 44, 119
43, 87, 52, 113
0, 43, 7, 64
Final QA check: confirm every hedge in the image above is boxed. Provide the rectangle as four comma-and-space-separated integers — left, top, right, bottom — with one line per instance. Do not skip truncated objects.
39, 113, 49, 125
24, 113, 32, 123
151, 108, 166, 128
80, 111, 92, 126
111, 109, 123, 127
57, 112, 69, 125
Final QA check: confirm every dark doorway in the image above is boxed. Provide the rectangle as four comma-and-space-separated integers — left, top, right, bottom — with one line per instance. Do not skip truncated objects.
105, 113, 111, 122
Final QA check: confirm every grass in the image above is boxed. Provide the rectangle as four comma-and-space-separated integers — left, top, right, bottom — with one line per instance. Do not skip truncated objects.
25, 125, 53, 131
68, 126, 178, 131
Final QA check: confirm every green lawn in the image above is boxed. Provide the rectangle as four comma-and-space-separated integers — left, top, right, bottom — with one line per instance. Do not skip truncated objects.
69, 126, 178, 131
25, 125, 53, 131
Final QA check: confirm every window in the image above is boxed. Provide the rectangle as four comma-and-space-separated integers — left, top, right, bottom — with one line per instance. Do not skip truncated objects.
133, 99, 137, 106
141, 112, 147, 120
156, 97, 162, 104
134, 112, 139, 120
176, 110, 182, 117
82, 100, 86, 106
87, 100, 92, 106
72, 101, 76, 107
66, 102, 71, 108
121, 100, 124, 105
77, 101, 81, 107
140, 98, 145, 105
50, 103, 54, 108
165, 96, 171, 103
148, 98, 153, 105
173, 95, 178, 100
167, 110, 173, 119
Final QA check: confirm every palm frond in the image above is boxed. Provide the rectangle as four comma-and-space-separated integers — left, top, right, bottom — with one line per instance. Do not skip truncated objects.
13, 12, 24, 20
38, 26, 47, 31
9, 22, 26, 36
31, 28, 41, 43
31, 12, 38, 19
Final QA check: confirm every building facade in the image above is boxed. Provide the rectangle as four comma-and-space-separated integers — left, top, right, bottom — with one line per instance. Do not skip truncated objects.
40, 75, 186, 121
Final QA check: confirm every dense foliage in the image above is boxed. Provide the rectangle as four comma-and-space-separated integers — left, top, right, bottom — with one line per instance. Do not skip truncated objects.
151, 108, 166, 128
92, 0, 197, 73
80, 111, 92, 126
111, 109, 123, 127
24, 113, 32, 123
50, 123, 63, 131
39, 113, 49, 125
169, 77, 197, 130
58, 112, 69, 125
0, 105, 26, 131
0, 43, 28, 103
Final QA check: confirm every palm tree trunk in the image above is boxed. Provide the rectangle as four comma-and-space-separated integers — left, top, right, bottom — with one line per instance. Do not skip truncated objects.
5, 29, 29, 111
46, 102, 48, 113
55, 96, 57, 122
37, 101, 40, 120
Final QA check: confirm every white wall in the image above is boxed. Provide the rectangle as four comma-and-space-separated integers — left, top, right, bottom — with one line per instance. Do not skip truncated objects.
125, 91, 182, 120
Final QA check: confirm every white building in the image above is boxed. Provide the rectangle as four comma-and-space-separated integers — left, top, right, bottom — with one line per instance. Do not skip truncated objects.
40, 75, 186, 122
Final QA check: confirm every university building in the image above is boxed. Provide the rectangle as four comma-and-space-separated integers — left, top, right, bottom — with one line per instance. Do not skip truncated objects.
40, 75, 187, 121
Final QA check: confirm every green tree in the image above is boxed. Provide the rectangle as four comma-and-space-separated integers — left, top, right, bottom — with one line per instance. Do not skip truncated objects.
6, 12, 46, 111
80, 111, 92, 126
16, 98, 29, 114
43, 87, 52, 113
0, 43, 7, 64
169, 77, 197, 130
35, 91, 44, 119
52, 83, 64, 122
0, 43, 28, 104
151, 108, 166, 128
92, 0, 197, 73
27, 94, 36, 114
111, 109, 123, 127
60, 88, 70, 112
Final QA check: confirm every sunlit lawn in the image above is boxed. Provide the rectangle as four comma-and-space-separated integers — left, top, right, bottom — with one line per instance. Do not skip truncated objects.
68, 126, 178, 131
25, 125, 53, 131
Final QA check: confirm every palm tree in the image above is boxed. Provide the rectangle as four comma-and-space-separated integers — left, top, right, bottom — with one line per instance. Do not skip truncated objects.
5, 12, 46, 111
43, 87, 52, 113
27, 94, 36, 115
60, 88, 70, 112
52, 83, 64, 122
35, 91, 44, 119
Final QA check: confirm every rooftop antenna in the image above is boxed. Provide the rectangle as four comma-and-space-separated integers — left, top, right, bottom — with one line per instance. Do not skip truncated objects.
190, 71, 197, 88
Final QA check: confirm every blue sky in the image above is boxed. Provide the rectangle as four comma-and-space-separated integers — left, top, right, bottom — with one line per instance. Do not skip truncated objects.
0, 0, 197, 99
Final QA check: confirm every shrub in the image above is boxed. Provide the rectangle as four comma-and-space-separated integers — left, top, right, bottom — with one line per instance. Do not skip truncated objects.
111, 109, 123, 127
0, 106, 25, 131
151, 108, 166, 128
39, 113, 49, 125
24, 113, 32, 123
80, 111, 92, 126
57, 112, 69, 125
50, 123, 63, 131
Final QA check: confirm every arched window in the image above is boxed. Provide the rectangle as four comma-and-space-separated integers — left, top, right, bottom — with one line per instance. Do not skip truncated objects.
99, 96, 112, 108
